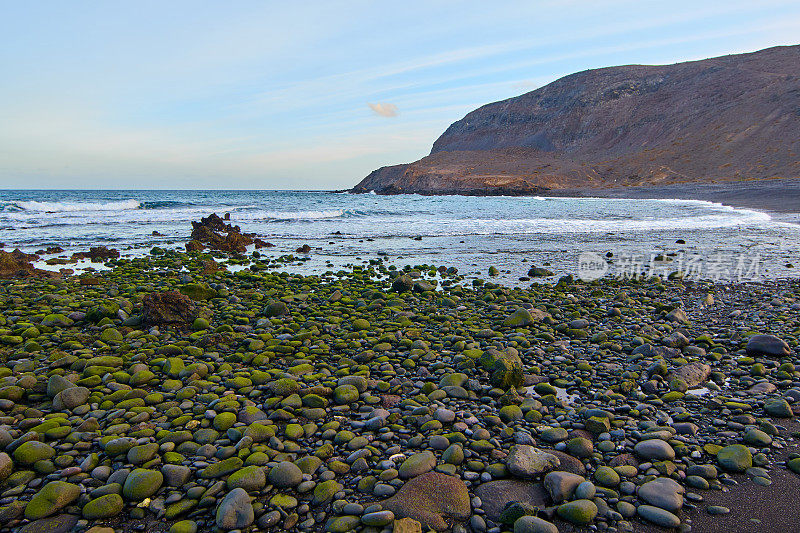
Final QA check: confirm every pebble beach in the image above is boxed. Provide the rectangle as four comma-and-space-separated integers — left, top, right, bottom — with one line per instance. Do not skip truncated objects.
1, 213, 800, 533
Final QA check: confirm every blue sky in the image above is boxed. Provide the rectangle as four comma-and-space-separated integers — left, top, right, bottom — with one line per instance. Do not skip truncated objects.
1, 1, 799, 190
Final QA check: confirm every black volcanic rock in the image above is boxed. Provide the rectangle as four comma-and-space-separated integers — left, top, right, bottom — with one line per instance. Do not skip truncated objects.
353, 45, 800, 195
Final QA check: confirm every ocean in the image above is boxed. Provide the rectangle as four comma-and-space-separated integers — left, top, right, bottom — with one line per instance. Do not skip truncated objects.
1, 189, 798, 283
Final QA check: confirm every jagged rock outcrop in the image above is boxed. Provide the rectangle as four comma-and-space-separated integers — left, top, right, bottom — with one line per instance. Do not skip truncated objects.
0, 249, 58, 279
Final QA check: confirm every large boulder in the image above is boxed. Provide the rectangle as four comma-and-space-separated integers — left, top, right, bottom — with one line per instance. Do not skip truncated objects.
24, 481, 81, 520
475, 480, 548, 521
491, 358, 524, 390
142, 291, 197, 327
190, 213, 254, 253
382, 472, 471, 531
215, 488, 254, 529
0, 249, 56, 279
506, 445, 560, 478
670, 362, 711, 388
638, 477, 684, 512
746, 334, 790, 358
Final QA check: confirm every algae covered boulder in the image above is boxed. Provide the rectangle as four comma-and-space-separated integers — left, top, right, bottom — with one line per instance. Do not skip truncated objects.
491, 358, 524, 389
25, 481, 81, 519
123, 468, 164, 500
83, 493, 124, 519
14, 441, 55, 465
179, 282, 217, 300
717, 444, 752, 472
392, 274, 414, 293
503, 308, 534, 327
264, 300, 289, 317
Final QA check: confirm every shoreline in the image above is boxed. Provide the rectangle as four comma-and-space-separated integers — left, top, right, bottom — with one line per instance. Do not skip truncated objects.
565, 178, 800, 218
347, 178, 800, 219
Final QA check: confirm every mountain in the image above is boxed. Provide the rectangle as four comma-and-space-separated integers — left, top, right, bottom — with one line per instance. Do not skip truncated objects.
351, 45, 800, 195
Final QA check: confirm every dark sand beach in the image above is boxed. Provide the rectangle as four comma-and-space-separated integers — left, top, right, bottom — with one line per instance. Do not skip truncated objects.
573, 178, 800, 219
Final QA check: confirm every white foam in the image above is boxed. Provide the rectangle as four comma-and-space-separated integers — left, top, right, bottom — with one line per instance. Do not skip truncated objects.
235, 210, 345, 221
15, 199, 141, 212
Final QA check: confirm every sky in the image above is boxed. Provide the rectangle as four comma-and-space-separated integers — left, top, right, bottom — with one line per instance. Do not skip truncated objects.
1, 1, 799, 190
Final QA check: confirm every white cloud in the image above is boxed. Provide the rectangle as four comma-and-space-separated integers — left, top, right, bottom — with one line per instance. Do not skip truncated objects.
368, 102, 399, 117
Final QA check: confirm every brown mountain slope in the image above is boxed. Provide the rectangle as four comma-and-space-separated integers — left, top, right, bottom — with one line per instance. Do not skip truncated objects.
352, 45, 800, 195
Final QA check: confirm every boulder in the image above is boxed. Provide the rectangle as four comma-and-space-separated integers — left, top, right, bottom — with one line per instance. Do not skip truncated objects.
670, 362, 711, 388
382, 472, 470, 531
506, 445, 560, 478
142, 291, 197, 327
638, 477, 684, 512
215, 488, 254, 529
746, 334, 790, 358
475, 480, 548, 521
24, 481, 81, 520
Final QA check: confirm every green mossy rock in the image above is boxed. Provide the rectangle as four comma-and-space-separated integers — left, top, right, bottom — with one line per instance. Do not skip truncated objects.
503, 308, 534, 327
312, 479, 343, 505
25, 481, 81, 519
14, 441, 55, 465
180, 283, 217, 300
82, 493, 124, 519
264, 301, 289, 317
123, 468, 164, 500
557, 499, 598, 525
717, 444, 752, 472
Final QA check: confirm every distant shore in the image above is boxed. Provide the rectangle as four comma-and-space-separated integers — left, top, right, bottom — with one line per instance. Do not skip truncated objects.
560, 178, 800, 217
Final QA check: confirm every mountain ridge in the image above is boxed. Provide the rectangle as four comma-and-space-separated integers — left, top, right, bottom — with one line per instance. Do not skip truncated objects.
351, 45, 800, 195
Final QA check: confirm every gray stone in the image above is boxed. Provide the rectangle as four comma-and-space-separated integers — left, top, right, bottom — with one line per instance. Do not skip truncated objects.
268, 461, 303, 488
506, 445, 560, 478
543, 471, 584, 503
215, 488, 253, 529
746, 334, 790, 358
634, 439, 675, 461
162, 464, 192, 486
638, 477, 684, 512
514, 515, 559, 533
637, 505, 681, 528
671, 362, 711, 388
53, 386, 90, 410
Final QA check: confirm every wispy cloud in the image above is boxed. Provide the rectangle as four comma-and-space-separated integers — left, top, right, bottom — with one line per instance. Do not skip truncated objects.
367, 102, 398, 117
1, 0, 799, 188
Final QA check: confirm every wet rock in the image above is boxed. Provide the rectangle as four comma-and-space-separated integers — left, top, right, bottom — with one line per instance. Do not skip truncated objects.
638, 477, 684, 512
216, 488, 254, 529
506, 445, 560, 478
382, 472, 471, 531
142, 290, 197, 327
24, 481, 81, 520
746, 334, 790, 358
717, 444, 753, 472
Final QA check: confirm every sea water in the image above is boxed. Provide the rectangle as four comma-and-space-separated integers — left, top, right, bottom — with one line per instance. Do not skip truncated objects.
1, 189, 798, 283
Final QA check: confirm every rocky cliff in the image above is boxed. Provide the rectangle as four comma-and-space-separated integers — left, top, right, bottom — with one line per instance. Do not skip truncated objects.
352, 45, 800, 195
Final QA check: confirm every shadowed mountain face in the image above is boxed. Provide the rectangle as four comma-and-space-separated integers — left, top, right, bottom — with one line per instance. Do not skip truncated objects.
352, 45, 800, 195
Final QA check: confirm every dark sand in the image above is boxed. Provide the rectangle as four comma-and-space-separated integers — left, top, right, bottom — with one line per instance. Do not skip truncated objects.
565, 178, 800, 219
